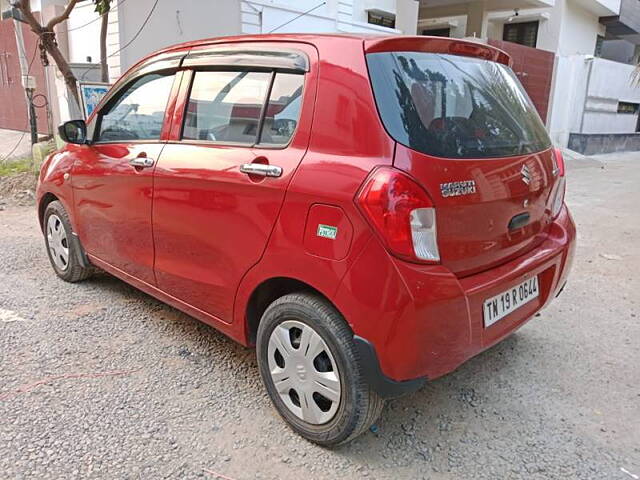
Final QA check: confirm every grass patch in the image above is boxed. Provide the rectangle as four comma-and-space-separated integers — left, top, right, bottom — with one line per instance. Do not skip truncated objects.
0, 157, 34, 177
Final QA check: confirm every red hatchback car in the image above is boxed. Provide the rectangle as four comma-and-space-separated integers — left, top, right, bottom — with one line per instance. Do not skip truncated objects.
38, 34, 575, 445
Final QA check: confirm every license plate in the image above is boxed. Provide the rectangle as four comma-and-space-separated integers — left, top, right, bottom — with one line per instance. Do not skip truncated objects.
483, 276, 539, 328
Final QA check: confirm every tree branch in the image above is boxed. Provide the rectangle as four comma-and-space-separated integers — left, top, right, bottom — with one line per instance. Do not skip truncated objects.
46, 0, 80, 30
12, 0, 82, 110
15, 1, 43, 35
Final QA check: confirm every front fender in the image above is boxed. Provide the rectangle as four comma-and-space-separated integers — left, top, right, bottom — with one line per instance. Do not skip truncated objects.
36, 147, 78, 232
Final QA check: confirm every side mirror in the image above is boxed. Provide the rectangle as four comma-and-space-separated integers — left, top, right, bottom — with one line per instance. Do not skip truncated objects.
58, 120, 88, 144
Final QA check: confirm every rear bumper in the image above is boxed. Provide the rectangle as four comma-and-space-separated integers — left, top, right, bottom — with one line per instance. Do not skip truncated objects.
336, 205, 576, 390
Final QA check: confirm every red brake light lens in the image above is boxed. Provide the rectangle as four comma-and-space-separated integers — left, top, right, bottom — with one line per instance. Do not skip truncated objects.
550, 148, 566, 218
553, 148, 565, 177
356, 167, 439, 263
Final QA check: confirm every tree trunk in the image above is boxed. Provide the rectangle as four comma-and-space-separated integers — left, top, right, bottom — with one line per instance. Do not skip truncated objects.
99, 9, 109, 83
15, 0, 82, 113
41, 32, 81, 110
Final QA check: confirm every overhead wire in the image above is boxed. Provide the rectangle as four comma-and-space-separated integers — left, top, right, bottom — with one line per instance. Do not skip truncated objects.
66, 0, 128, 33
79, 0, 160, 81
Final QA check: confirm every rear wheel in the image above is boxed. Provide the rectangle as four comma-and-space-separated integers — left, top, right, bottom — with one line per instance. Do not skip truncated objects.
256, 293, 384, 446
43, 201, 93, 283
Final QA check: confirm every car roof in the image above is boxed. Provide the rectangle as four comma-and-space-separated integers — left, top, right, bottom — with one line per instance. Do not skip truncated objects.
144, 33, 511, 67
143, 33, 375, 61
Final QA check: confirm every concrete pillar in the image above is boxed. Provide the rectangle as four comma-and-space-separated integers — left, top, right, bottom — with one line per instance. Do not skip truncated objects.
465, 1, 488, 38
396, 0, 419, 35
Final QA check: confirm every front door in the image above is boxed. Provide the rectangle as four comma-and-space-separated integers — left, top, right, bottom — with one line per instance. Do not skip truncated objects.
152, 57, 312, 323
72, 71, 177, 284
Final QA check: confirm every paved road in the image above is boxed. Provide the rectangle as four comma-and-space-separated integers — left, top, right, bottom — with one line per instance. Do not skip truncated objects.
1, 154, 639, 479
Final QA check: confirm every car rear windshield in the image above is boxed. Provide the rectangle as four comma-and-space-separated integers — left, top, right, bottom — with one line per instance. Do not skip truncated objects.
366, 52, 551, 159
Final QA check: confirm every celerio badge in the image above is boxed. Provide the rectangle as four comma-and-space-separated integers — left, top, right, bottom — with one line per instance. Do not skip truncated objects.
317, 224, 338, 240
440, 180, 476, 198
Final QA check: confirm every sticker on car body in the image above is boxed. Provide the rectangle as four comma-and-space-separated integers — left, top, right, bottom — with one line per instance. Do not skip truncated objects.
317, 224, 338, 240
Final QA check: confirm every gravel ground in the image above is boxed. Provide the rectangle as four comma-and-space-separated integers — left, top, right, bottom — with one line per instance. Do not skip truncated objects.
0, 129, 32, 162
1, 153, 639, 479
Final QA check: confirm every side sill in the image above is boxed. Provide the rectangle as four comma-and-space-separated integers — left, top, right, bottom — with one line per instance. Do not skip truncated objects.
353, 335, 426, 399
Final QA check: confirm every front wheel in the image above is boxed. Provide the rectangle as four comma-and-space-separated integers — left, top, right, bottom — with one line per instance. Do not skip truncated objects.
43, 200, 93, 283
256, 293, 384, 446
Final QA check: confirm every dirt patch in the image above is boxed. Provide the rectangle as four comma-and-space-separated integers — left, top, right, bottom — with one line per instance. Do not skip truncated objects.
0, 172, 37, 207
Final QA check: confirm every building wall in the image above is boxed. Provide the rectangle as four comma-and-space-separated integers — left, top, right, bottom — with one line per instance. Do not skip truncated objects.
548, 55, 640, 145
486, 9, 557, 52
556, 0, 603, 56
418, 15, 466, 37
395, 0, 420, 35
245, 1, 347, 34
582, 58, 639, 133
39, 0, 417, 83
117, 0, 242, 74
242, 0, 416, 35
547, 55, 591, 146
111, 0, 416, 74
66, 1, 101, 64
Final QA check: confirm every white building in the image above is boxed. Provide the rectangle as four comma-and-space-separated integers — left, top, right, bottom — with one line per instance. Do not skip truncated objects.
65, 0, 420, 81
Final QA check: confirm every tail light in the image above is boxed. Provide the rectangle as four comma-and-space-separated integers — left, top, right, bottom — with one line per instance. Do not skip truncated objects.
552, 148, 565, 177
550, 148, 566, 218
356, 167, 439, 263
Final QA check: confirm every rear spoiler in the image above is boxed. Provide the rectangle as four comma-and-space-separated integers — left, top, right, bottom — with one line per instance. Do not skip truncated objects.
364, 36, 512, 67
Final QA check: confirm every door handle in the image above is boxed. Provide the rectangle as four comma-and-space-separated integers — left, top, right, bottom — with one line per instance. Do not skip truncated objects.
129, 156, 155, 168
240, 163, 282, 178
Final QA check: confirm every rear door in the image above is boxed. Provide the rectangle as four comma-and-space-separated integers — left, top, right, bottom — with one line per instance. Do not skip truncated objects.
366, 44, 558, 277
152, 44, 316, 322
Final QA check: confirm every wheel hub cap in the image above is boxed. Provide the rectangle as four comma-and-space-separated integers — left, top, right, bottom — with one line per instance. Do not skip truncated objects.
46, 214, 69, 271
267, 320, 341, 425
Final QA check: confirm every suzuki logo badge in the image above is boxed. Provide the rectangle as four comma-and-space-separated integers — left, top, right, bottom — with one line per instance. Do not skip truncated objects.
521, 165, 532, 186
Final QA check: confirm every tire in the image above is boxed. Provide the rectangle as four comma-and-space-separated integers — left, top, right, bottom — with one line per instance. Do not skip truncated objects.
43, 200, 93, 283
256, 292, 385, 446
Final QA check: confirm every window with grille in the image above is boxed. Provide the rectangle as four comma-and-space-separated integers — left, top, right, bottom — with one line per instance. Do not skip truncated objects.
368, 11, 395, 29
422, 28, 451, 37
503, 21, 539, 48
618, 102, 639, 115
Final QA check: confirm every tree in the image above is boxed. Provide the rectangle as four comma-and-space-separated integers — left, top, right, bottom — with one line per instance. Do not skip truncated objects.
13, 0, 82, 109
94, 0, 111, 83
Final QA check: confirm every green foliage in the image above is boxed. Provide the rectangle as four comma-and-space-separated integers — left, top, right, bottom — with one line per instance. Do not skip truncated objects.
93, 0, 111, 15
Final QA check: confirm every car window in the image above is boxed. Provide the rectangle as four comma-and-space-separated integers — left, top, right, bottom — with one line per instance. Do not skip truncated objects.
259, 73, 304, 146
96, 72, 174, 142
183, 71, 271, 143
366, 52, 551, 158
